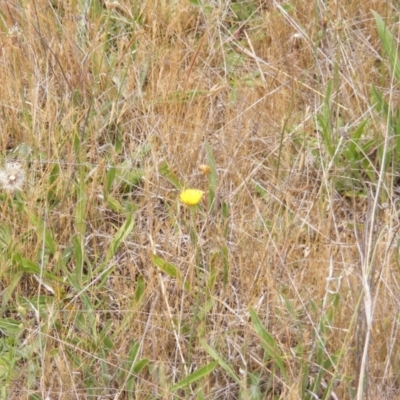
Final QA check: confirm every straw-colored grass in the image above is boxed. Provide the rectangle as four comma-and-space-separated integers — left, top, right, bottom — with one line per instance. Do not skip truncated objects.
1, 1, 400, 399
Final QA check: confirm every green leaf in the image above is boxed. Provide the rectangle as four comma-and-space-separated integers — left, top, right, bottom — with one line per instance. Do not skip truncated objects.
373, 11, 400, 85
44, 229, 57, 255
0, 271, 23, 313
170, 361, 218, 391
249, 307, 288, 382
11, 254, 62, 283
29, 395, 43, 400
72, 236, 84, 283
205, 141, 218, 213
95, 214, 135, 285
107, 196, 124, 213
105, 214, 134, 262
221, 245, 229, 286
105, 165, 116, 197
14, 255, 39, 274
113, 160, 144, 193
128, 340, 140, 362
371, 84, 389, 116
133, 358, 149, 374
152, 255, 180, 279
159, 161, 184, 190
120, 340, 149, 397
47, 163, 61, 205
345, 120, 367, 160
0, 318, 23, 336
75, 174, 88, 238
253, 180, 267, 197
200, 338, 241, 384
318, 80, 334, 157
134, 275, 146, 304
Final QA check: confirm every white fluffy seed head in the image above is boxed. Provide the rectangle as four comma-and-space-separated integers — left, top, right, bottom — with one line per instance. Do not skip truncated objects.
0, 162, 25, 192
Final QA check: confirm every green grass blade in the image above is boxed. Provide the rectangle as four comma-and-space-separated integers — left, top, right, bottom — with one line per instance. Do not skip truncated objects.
344, 120, 367, 159
44, 229, 57, 256
75, 178, 87, 238
105, 214, 134, 263
106, 195, 125, 214
318, 80, 334, 157
0, 318, 24, 337
134, 275, 146, 304
253, 180, 267, 197
373, 11, 400, 85
159, 161, 184, 190
220, 245, 229, 286
371, 84, 389, 116
170, 361, 218, 391
95, 214, 135, 285
199, 338, 241, 384
72, 235, 84, 284
105, 165, 116, 198
121, 340, 149, 396
221, 201, 230, 238
12, 254, 63, 283
133, 358, 149, 374
249, 307, 288, 382
205, 141, 218, 213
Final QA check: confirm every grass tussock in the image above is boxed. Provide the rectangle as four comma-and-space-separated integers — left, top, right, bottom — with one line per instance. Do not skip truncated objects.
1, 0, 400, 399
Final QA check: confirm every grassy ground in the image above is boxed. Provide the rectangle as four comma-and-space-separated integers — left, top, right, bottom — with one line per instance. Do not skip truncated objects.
1, 0, 400, 398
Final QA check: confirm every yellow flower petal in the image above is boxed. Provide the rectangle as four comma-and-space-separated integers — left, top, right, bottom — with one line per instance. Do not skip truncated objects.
179, 189, 204, 206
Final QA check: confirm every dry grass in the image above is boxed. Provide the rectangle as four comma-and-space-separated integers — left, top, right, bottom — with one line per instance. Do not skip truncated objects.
1, 0, 400, 399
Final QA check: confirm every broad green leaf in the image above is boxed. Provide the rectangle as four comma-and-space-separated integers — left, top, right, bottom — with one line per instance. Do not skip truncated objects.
133, 358, 149, 374
170, 361, 218, 391
152, 255, 180, 279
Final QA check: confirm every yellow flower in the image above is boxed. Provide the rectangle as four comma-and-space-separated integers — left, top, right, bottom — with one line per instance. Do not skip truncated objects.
179, 189, 204, 206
